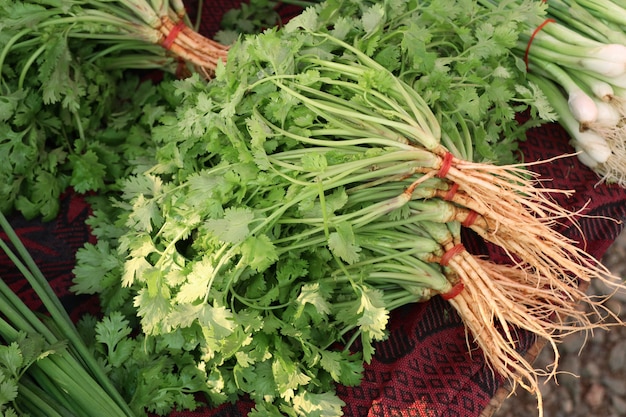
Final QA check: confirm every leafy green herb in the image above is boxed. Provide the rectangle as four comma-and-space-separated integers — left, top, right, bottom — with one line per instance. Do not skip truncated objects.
0, 211, 135, 416
69, 2, 556, 416
0, 0, 229, 221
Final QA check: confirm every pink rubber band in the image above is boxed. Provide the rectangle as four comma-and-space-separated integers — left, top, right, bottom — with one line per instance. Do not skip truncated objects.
441, 282, 465, 300
440, 243, 465, 267
444, 183, 459, 201
437, 152, 454, 178
163, 20, 186, 50
524, 18, 555, 71
462, 210, 479, 228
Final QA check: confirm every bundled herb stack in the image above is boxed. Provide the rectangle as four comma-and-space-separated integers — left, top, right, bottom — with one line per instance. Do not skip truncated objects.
2, 1, 625, 417
70, 1, 624, 416
0, 0, 227, 221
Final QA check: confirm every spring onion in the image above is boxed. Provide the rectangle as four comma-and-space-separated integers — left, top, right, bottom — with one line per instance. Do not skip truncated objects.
485, 0, 626, 185
0, 211, 135, 416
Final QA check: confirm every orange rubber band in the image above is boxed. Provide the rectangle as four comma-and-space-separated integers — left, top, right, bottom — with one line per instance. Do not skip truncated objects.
524, 18, 555, 71
437, 152, 454, 178
461, 210, 479, 228
443, 183, 459, 201
163, 20, 186, 50
441, 282, 465, 300
440, 243, 465, 266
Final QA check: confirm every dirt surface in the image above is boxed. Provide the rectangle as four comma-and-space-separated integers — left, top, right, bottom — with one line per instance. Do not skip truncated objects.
493, 228, 626, 417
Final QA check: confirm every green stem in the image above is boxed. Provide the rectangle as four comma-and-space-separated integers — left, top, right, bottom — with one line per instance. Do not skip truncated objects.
0, 211, 134, 416
18, 378, 74, 417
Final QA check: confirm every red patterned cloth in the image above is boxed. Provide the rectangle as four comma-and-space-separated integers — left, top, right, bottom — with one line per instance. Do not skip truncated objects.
3, 2, 626, 417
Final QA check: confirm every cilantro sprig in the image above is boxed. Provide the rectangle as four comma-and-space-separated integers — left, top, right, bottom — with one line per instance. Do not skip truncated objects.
70, 1, 556, 415
66, 1, 596, 416
0, 0, 229, 221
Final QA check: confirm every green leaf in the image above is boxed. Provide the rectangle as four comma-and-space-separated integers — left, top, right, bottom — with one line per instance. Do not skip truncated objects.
301, 153, 327, 173
296, 283, 331, 316
95, 312, 132, 350
205, 206, 255, 244
197, 304, 236, 340
292, 391, 345, 417
175, 255, 215, 304
126, 194, 163, 233
0, 377, 18, 407
284, 6, 319, 32
240, 234, 278, 272
319, 350, 343, 382
95, 312, 134, 367
68, 150, 106, 193
272, 356, 311, 401
122, 257, 152, 287
0, 343, 23, 378
401, 22, 436, 72
328, 222, 361, 264
72, 241, 122, 294
356, 287, 389, 341
361, 3, 385, 35
134, 285, 171, 335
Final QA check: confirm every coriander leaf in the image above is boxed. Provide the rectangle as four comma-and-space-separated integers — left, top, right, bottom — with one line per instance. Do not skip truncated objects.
0, 377, 18, 407
72, 241, 122, 294
272, 357, 311, 401
197, 304, 236, 340
361, 3, 385, 35
301, 153, 327, 172
126, 194, 163, 233
328, 222, 361, 264
95, 312, 132, 349
357, 287, 389, 341
122, 257, 152, 287
205, 207, 255, 244
95, 312, 134, 367
293, 391, 345, 417
319, 350, 343, 382
165, 303, 201, 330
248, 400, 286, 417
68, 150, 106, 193
175, 256, 215, 304
296, 283, 331, 316
240, 234, 279, 272
134, 285, 171, 335
284, 6, 319, 32
0, 343, 22, 378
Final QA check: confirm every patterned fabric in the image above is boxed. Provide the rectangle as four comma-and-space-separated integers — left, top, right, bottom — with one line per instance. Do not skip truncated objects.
3, 2, 626, 417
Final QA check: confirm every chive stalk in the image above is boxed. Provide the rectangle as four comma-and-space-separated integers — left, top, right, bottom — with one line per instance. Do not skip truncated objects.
0, 211, 135, 416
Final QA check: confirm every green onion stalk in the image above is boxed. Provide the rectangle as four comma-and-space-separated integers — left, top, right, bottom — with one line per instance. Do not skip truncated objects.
0, 212, 136, 416
111, 7, 625, 415
479, 0, 626, 186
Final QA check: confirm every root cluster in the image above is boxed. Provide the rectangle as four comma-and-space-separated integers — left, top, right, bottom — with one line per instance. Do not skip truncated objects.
158, 15, 229, 76
420, 150, 624, 417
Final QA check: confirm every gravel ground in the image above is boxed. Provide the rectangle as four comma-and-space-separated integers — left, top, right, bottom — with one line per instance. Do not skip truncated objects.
493, 228, 626, 417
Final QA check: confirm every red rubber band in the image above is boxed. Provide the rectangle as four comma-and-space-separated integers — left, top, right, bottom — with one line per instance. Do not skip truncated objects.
437, 152, 454, 178
443, 183, 459, 201
461, 210, 479, 228
163, 20, 186, 50
440, 243, 465, 267
524, 18, 555, 71
441, 282, 465, 300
